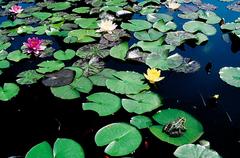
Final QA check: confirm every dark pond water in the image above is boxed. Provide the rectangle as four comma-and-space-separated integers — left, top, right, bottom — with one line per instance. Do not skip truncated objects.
0, 0, 240, 158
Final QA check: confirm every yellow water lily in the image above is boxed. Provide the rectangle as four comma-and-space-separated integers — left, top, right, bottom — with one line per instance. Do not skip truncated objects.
144, 68, 165, 84
96, 19, 117, 34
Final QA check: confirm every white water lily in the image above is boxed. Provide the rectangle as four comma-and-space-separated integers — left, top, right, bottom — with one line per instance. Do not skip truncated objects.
166, 0, 181, 10
96, 19, 117, 34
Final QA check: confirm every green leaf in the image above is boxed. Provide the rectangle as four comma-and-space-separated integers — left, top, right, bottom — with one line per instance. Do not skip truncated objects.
70, 77, 93, 93
54, 49, 76, 61
95, 123, 142, 156
32, 12, 52, 21
37, 60, 65, 74
106, 71, 150, 94
0, 83, 19, 101
174, 144, 222, 158
50, 85, 80, 100
17, 70, 43, 85
122, 91, 163, 114
150, 109, 204, 146
134, 29, 163, 41
47, 2, 71, 11
147, 13, 173, 23
67, 29, 101, 43
0, 42, 11, 51
53, 138, 85, 158
74, 18, 98, 29
0, 60, 10, 69
72, 7, 90, 14
153, 20, 177, 32
89, 68, 117, 86
110, 42, 128, 60
219, 67, 240, 88
25, 141, 53, 158
83, 92, 121, 116
183, 21, 217, 36
130, 115, 152, 129
121, 20, 152, 32
7, 50, 30, 62
0, 50, 8, 60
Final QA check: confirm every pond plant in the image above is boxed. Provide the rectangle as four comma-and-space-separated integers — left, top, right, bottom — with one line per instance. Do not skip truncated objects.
0, 0, 239, 157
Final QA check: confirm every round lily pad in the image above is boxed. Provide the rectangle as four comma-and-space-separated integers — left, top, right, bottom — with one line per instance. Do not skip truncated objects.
121, 20, 152, 32
0, 83, 20, 101
150, 109, 204, 146
130, 115, 153, 129
83, 92, 121, 116
219, 67, 240, 88
53, 49, 76, 61
122, 91, 163, 114
95, 123, 142, 156
17, 70, 43, 85
183, 21, 217, 36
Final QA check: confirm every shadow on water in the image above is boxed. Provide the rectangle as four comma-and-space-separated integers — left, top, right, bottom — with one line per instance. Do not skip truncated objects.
0, 0, 240, 158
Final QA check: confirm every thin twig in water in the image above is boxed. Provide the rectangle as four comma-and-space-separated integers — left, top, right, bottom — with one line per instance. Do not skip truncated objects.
199, 93, 206, 107
55, 118, 61, 131
225, 111, 232, 123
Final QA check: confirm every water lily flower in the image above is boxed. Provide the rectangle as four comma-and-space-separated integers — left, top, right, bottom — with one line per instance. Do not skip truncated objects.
9, 5, 24, 14
166, 0, 181, 10
96, 19, 117, 34
23, 37, 46, 55
144, 68, 165, 84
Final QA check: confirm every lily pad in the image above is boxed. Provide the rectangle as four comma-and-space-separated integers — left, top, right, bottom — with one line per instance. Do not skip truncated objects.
32, 12, 52, 21
106, 71, 150, 94
165, 31, 196, 46
74, 18, 98, 29
36, 60, 65, 74
147, 13, 173, 23
130, 115, 153, 129
197, 10, 221, 24
17, 70, 43, 85
0, 60, 10, 69
89, 68, 117, 86
53, 49, 76, 61
173, 58, 201, 73
219, 67, 240, 88
47, 2, 71, 11
122, 91, 163, 114
83, 92, 121, 116
134, 29, 164, 41
76, 44, 109, 59
72, 7, 90, 14
42, 69, 75, 87
95, 123, 142, 156
153, 20, 177, 32
110, 42, 128, 60
25, 141, 53, 158
183, 21, 217, 36
0, 83, 20, 101
50, 85, 80, 100
7, 50, 30, 62
121, 20, 152, 32
174, 144, 221, 158
66, 29, 101, 43
150, 109, 204, 146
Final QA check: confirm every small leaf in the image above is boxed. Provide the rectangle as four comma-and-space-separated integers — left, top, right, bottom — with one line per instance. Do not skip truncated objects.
110, 42, 128, 60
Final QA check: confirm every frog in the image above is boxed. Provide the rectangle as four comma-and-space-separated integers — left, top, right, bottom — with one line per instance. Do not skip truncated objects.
163, 117, 187, 137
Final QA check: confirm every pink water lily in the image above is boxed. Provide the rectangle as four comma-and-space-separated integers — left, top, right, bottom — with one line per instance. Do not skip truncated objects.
23, 37, 46, 55
9, 5, 24, 14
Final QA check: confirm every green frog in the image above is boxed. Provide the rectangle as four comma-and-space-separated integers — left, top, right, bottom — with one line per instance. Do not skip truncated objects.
163, 117, 187, 137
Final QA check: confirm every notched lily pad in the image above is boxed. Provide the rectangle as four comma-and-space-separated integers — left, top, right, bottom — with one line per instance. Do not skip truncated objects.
219, 67, 240, 88
42, 69, 75, 87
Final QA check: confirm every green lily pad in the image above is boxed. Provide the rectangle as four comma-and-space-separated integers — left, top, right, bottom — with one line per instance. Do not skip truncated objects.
0, 50, 8, 60
106, 71, 150, 94
198, 10, 221, 25
89, 68, 117, 86
174, 144, 221, 158
72, 7, 90, 14
53, 49, 76, 61
0, 83, 20, 101
53, 138, 85, 158
121, 20, 152, 32
74, 18, 98, 29
37, 60, 65, 74
130, 115, 153, 129
95, 123, 142, 156
25, 141, 53, 158
47, 2, 71, 11
76, 44, 109, 59
70, 77, 93, 93
50, 85, 80, 100
165, 31, 196, 46
17, 70, 43, 85
0, 60, 10, 69
0, 42, 11, 51
7, 50, 30, 62
66, 29, 101, 43
195, 33, 208, 45
134, 29, 164, 41
150, 109, 204, 146
122, 91, 163, 114
146, 51, 183, 70
153, 20, 177, 32
110, 42, 128, 60
83, 92, 121, 116
219, 67, 240, 88
147, 13, 173, 23
183, 21, 217, 36
32, 12, 52, 21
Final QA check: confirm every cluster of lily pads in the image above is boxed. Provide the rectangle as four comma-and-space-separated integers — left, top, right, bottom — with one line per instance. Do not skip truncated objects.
0, 0, 239, 157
